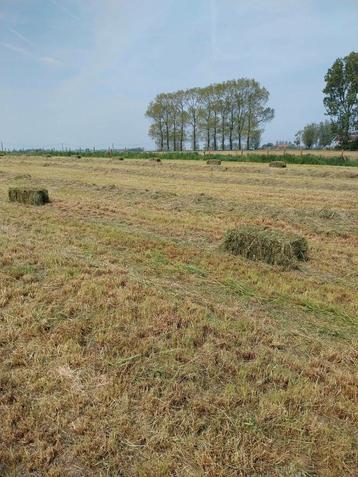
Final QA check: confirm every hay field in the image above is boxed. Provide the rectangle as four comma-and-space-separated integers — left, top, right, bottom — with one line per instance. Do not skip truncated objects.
0, 155, 357, 476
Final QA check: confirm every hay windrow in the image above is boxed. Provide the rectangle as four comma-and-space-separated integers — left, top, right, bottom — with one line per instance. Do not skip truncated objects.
8, 187, 50, 206
223, 225, 308, 268
269, 161, 287, 168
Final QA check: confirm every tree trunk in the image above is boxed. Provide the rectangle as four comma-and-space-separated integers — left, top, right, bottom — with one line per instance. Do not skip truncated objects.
213, 111, 218, 150
173, 120, 176, 151
221, 114, 225, 150
166, 123, 170, 151
192, 115, 197, 151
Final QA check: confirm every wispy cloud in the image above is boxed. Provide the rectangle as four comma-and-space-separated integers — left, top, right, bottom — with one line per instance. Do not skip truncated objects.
1, 42, 61, 67
7, 27, 34, 46
1, 42, 31, 56
49, 0, 81, 21
39, 56, 61, 66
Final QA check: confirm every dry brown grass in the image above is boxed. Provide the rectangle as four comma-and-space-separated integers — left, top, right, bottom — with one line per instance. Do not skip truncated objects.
202, 149, 358, 160
0, 155, 357, 476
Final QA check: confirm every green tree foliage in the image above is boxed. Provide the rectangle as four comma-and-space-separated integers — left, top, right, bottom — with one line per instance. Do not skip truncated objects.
318, 120, 334, 148
302, 123, 319, 149
146, 79, 274, 151
323, 51, 358, 147
296, 121, 334, 149
294, 130, 303, 148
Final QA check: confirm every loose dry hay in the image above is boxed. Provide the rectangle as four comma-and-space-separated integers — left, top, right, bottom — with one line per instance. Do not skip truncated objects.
269, 161, 287, 168
207, 159, 221, 165
8, 187, 50, 206
223, 225, 308, 268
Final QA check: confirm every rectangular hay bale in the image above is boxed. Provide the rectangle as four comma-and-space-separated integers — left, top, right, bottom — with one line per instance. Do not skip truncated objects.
207, 159, 221, 165
8, 187, 50, 206
223, 225, 308, 268
269, 161, 287, 168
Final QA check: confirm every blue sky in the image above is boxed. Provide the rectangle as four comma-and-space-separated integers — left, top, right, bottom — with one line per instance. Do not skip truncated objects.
0, 0, 357, 150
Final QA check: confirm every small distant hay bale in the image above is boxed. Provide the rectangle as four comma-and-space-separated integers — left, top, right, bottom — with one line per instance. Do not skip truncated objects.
223, 225, 308, 268
76, 155, 82, 159
207, 159, 221, 165
149, 157, 161, 162
269, 161, 287, 168
8, 187, 50, 206
14, 174, 32, 180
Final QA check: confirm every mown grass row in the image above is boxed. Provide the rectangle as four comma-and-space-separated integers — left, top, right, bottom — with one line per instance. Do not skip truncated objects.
11, 150, 358, 167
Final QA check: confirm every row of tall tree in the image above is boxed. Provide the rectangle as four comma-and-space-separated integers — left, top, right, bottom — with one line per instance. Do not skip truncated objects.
146, 79, 274, 151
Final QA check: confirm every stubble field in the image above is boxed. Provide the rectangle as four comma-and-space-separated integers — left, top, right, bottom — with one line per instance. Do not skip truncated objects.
0, 155, 357, 476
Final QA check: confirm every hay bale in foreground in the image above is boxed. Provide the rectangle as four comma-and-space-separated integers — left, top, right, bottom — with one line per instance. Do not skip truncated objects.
207, 159, 221, 165
8, 188, 50, 206
269, 161, 287, 168
223, 225, 308, 268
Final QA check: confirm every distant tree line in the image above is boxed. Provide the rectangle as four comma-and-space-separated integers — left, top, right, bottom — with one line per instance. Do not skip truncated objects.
146, 79, 274, 151
295, 121, 334, 149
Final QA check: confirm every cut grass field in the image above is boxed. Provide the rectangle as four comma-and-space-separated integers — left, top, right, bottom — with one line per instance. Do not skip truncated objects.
0, 155, 357, 476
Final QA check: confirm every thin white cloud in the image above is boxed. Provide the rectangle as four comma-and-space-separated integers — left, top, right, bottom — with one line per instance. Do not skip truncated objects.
39, 56, 61, 66
7, 27, 34, 46
49, 0, 81, 21
1, 42, 61, 67
1, 42, 31, 56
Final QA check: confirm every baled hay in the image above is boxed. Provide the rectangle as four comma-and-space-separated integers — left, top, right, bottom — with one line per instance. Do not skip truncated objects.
223, 225, 308, 268
8, 187, 50, 206
150, 158, 161, 162
269, 161, 287, 168
14, 174, 32, 180
207, 159, 221, 165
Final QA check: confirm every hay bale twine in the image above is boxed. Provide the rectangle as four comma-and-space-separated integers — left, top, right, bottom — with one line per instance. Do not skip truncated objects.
207, 159, 221, 165
8, 187, 50, 206
269, 161, 287, 168
223, 225, 308, 268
